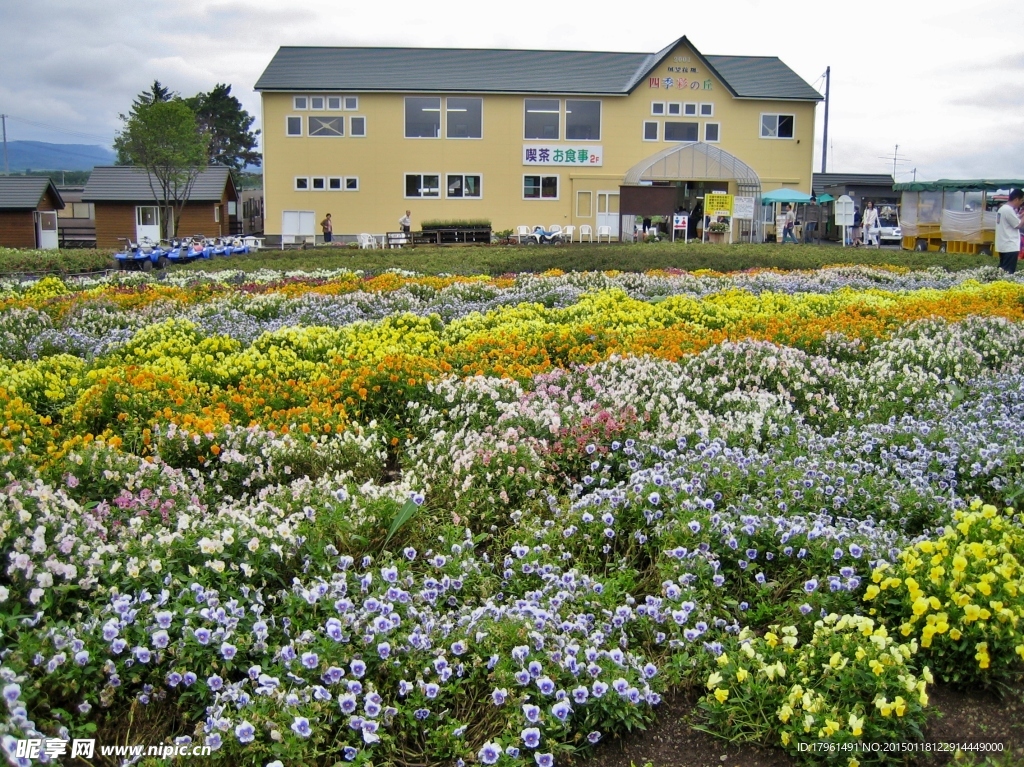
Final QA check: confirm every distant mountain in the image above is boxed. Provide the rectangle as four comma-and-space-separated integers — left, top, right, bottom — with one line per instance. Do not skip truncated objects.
4, 141, 115, 172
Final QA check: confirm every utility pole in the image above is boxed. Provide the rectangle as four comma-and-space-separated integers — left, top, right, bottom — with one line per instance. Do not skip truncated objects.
1, 115, 8, 175
892, 144, 898, 179
820, 67, 830, 173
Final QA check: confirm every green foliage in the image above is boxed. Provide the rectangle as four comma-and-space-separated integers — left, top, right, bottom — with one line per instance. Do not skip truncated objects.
0, 248, 111, 276
420, 219, 492, 230
185, 83, 261, 172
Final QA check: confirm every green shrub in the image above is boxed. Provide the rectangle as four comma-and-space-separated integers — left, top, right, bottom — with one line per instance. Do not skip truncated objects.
420, 219, 492, 230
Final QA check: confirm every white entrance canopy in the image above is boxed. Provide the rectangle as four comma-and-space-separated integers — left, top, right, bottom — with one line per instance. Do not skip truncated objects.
623, 142, 762, 198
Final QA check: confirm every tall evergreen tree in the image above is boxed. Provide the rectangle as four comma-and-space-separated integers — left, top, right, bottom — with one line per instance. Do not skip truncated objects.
186, 84, 261, 171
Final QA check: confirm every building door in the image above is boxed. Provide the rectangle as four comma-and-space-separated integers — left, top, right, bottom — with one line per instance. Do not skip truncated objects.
597, 192, 619, 237
282, 210, 316, 244
33, 211, 59, 249
135, 206, 161, 244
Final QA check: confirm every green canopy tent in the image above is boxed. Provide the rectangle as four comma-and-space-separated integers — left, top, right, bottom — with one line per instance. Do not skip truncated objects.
761, 188, 813, 204
815, 193, 835, 202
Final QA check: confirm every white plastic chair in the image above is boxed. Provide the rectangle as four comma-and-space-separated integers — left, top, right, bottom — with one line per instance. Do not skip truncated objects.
514, 225, 533, 244
596, 225, 612, 243
548, 224, 562, 235
358, 233, 377, 249
561, 225, 576, 243
579, 224, 593, 243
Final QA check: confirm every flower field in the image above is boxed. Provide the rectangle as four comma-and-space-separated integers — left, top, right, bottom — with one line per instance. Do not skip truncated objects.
2, 265, 1024, 766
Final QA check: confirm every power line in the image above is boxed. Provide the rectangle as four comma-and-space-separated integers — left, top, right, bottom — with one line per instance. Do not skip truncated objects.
6, 114, 113, 143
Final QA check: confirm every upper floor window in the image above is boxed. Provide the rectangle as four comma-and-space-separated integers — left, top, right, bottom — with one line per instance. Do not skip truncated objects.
286, 116, 302, 136
406, 97, 441, 138
665, 122, 699, 142
327, 96, 342, 110
524, 99, 560, 140
761, 114, 794, 139
308, 116, 344, 137
446, 97, 482, 138
344, 96, 358, 110
565, 100, 600, 140
310, 96, 325, 110
350, 116, 366, 137
293, 96, 307, 110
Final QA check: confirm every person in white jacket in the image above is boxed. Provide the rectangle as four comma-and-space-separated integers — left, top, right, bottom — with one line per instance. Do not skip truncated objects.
861, 201, 880, 248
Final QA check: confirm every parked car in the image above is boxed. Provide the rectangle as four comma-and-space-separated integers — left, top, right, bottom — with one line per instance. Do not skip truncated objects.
878, 204, 901, 243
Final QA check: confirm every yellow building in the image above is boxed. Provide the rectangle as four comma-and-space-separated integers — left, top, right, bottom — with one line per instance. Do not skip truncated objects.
255, 36, 821, 242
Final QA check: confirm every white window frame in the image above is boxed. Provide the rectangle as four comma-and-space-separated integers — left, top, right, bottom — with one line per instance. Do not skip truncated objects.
344, 96, 358, 110
310, 96, 325, 110
524, 98, 561, 141
328, 177, 343, 191
405, 97, 442, 139
704, 122, 721, 143
651, 102, 666, 116
293, 96, 308, 110
405, 173, 441, 198
213, 204, 221, 223
350, 116, 367, 137
760, 113, 795, 139
308, 115, 344, 137
294, 177, 310, 191
344, 177, 359, 191
523, 174, 559, 201
445, 173, 483, 199
683, 103, 698, 116
286, 115, 302, 137
667, 102, 682, 116
327, 96, 342, 111
643, 121, 659, 142
699, 103, 714, 117
311, 177, 326, 191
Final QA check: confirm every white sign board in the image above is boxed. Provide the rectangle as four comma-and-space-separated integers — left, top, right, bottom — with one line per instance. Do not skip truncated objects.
523, 145, 603, 166
834, 195, 855, 227
733, 196, 755, 220
673, 214, 688, 230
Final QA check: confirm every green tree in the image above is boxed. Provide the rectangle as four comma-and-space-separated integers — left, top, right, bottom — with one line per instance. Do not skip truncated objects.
186, 84, 261, 172
113, 99, 209, 240
133, 80, 175, 109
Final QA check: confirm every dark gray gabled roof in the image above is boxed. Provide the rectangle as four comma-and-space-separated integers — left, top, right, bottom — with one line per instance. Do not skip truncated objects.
704, 56, 824, 101
255, 37, 822, 101
0, 176, 64, 210
813, 173, 896, 194
82, 165, 233, 202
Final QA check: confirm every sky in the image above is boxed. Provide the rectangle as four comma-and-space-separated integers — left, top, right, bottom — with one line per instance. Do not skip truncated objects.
2, 0, 1022, 183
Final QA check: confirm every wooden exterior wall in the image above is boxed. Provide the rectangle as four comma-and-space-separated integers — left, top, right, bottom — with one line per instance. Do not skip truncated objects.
94, 199, 228, 249
0, 189, 62, 248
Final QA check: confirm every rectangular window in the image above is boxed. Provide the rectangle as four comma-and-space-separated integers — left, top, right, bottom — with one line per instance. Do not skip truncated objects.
704, 122, 720, 142
565, 99, 600, 140
58, 202, 94, 219
651, 102, 665, 115
683, 103, 697, 116
227, 201, 236, 216
214, 205, 221, 223
446, 174, 482, 198
667, 102, 681, 116
405, 97, 441, 138
293, 96, 307, 110
700, 103, 714, 117
328, 177, 343, 190
761, 113, 795, 138
327, 96, 342, 110
308, 116, 344, 137
665, 122, 699, 142
524, 175, 558, 200
345, 177, 359, 191
310, 96, 325, 110
405, 174, 440, 198
350, 116, 366, 137
524, 98, 560, 140
311, 177, 326, 190
344, 96, 358, 110
643, 121, 659, 141
577, 191, 592, 218
294, 177, 309, 191
286, 116, 302, 136
446, 97, 482, 138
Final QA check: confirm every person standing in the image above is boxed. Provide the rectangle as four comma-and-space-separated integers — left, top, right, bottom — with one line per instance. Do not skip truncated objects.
861, 201, 880, 248
781, 204, 798, 243
996, 189, 1024, 274
320, 213, 333, 243
399, 210, 412, 235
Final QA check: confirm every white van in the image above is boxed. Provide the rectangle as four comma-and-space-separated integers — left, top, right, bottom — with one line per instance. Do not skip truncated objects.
878, 204, 901, 244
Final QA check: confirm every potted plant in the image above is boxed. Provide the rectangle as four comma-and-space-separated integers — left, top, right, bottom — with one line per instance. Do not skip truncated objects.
707, 221, 730, 243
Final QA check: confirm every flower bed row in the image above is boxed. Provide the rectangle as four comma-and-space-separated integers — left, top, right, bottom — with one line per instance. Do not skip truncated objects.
1, 268, 1024, 766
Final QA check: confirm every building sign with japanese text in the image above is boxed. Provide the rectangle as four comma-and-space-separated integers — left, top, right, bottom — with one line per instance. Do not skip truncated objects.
650, 54, 713, 90
523, 145, 603, 166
